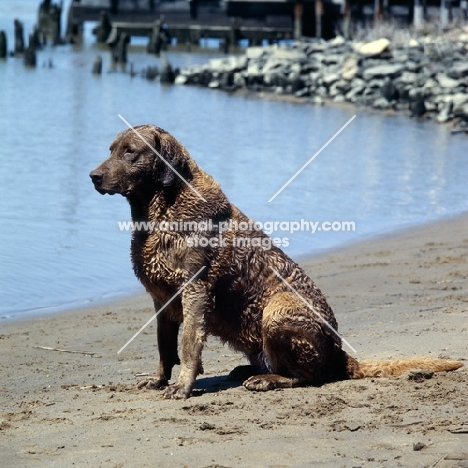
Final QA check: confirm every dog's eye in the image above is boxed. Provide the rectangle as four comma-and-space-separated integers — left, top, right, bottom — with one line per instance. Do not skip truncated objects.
123, 151, 138, 163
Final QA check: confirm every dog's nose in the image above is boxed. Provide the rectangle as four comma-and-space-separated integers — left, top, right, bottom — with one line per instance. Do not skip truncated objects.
89, 169, 103, 185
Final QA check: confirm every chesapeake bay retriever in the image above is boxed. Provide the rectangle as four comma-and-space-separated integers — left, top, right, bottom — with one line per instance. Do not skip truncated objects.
90, 125, 463, 399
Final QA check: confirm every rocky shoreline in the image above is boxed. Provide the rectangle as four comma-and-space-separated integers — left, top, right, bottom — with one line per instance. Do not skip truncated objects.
176, 30, 468, 133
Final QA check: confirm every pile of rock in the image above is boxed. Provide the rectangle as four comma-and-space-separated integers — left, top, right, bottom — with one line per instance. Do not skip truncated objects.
176, 35, 468, 131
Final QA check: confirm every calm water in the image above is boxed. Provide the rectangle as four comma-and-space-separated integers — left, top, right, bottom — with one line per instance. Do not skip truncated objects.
1, 1, 467, 319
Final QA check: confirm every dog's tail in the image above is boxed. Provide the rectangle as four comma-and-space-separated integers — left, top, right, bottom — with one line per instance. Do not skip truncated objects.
342, 352, 464, 379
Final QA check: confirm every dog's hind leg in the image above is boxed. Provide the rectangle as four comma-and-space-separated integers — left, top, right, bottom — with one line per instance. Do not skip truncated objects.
243, 292, 338, 391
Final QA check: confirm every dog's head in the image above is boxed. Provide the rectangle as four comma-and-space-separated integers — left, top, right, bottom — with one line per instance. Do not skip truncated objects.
90, 125, 191, 199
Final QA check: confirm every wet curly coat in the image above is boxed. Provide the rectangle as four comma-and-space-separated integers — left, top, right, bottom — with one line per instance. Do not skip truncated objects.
90, 125, 463, 399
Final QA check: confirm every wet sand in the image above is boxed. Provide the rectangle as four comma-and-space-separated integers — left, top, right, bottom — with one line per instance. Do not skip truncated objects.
1, 213, 467, 468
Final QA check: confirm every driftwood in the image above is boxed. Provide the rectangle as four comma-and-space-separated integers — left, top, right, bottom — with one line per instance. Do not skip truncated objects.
33, 345, 95, 356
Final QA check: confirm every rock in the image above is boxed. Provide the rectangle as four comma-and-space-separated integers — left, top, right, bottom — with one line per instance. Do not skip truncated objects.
363, 64, 404, 80
408, 38, 422, 48
448, 61, 468, 79
174, 74, 188, 85
451, 93, 468, 111
399, 72, 419, 85
316, 86, 328, 97
294, 87, 309, 98
262, 58, 287, 74
322, 54, 343, 65
311, 96, 324, 105
145, 66, 159, 80
345, 86, 365, 101
367, 78, 385, 89
329, 35, 346, 47
357, 38, 391, 57
373, 97, 391, 109
424, 101, 437, 112
333, 94, 345, 103
341, 55, 359, 80
351, 77, 366, 87
270, 47, 307, 62
220, 72, 235, 89
454, 103, 468, 121
406, 60, 421, 72
246, 46, 265, 60
335, 80, 351, 94
306, 43, 326, 54
413, 442, 426, 451
290, 62, 302, 74
290, 73, 304, 93
233, 72, 245, 88
436, 73, 460, 88
381, 79, 398, 101
322, 73, 340, 86
423, 77, 439, 89
92, 55, 102, 74
410, 97, 426, 117
209, 56, 247, 73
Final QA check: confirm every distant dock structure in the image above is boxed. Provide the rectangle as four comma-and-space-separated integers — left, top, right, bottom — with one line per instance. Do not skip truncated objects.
66, 0, 333, 49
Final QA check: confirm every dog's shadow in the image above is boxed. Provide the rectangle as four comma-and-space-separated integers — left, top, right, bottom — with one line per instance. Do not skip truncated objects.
191, 365, 254, 396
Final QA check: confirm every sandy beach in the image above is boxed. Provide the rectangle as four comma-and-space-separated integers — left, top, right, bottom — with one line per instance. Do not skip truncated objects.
1, 213, 467, 468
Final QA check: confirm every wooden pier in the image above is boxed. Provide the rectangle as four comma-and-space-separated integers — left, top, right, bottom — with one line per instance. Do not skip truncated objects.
67, 0, 302, 46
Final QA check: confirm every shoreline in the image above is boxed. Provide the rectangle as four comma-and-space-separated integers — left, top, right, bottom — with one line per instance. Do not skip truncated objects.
4, 210, 467, 324
177, 33, 468, 134
2, 211, 467, 467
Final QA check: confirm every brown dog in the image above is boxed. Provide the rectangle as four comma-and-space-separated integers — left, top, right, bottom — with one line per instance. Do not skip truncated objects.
90, 125, 463, 399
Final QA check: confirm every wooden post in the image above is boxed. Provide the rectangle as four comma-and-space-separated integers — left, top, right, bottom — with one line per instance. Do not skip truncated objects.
439, 0, 449, 30
374, 0, 382, 23
343, 0, 351, 40
315, 0, 323, 39
461, 0, 468, 19
294, 3, 303, 41
0, 31, 7, 58
229, 18, 239, 49
14, 19, 25, 55
413, 0, 424, 28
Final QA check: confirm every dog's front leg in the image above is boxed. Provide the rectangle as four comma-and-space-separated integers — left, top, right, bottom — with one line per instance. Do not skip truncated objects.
137, 305, 181, 390
163, 281, 208, 399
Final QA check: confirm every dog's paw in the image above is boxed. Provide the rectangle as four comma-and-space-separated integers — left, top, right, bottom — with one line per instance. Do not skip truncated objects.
136, 376, 168, 390
163, 384, 191, 399
243, 374, 295, 391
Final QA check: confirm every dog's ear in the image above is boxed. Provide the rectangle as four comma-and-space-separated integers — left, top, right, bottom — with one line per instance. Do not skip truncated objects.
153, 130, 185, 187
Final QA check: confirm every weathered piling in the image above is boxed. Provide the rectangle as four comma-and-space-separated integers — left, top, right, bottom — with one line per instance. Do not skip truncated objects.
92, 55, 103, 74
116, 33, 128, 64
14, 19, 25, 55
38, 0, 62, 45
147, 18, 163, 55
0, 31, 7, 59
30, 27, 42, 50
23, 47, 37, 67
96, 12, 112, 44
110, 32, 129, 65
160, 56, 175, 84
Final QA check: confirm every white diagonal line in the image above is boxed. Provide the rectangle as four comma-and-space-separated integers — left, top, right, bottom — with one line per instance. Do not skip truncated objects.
117, 266, 206, 354
269, 266, 357, 353
268, 115, 356, 203
118, 114, 207, 202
